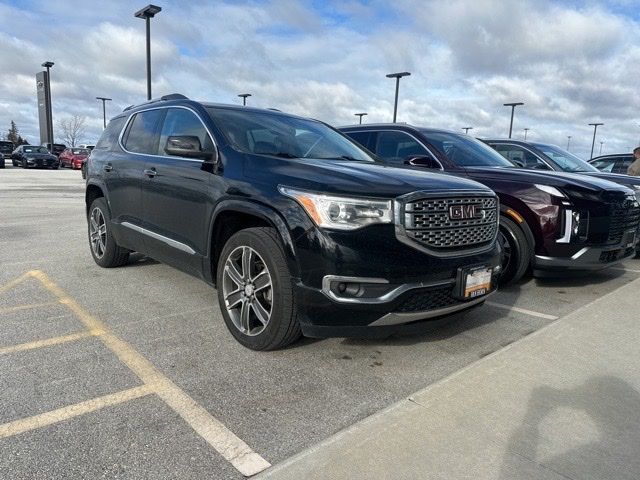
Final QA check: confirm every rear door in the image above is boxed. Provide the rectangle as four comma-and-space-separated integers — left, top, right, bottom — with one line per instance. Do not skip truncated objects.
140, 107, 218, 275
105, 110, 163, 251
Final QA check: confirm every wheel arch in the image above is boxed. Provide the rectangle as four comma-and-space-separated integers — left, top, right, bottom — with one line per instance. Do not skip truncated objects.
207, 200, 299, 285
499, 204, 536, 265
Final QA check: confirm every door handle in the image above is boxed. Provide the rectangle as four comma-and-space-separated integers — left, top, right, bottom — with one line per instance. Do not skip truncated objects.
144, 168, 157, 177
103, 164, 113, 172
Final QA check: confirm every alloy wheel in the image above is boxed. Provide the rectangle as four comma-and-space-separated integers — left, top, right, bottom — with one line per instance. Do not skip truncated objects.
89, 207, 107, 259
222, 246, 273, 336
499, 228, 513, 273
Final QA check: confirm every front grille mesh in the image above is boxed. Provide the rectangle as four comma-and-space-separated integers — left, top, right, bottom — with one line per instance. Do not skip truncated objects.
403, 196, 498, 252
608, 196, 640, 244
394, 285, 460, 313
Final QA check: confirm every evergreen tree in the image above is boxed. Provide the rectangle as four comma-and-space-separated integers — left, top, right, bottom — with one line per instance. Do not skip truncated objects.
7, 121, 19, 144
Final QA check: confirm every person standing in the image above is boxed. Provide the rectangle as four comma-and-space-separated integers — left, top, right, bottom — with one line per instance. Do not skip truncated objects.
628, 147, 640, 176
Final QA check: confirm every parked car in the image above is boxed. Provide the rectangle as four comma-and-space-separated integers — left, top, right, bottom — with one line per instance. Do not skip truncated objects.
12, 145, 59, 169
42, 142, 67, 156
0, 140, 14, 168
59, 147, 90, 169
484, 140, 640, 199
589, 153, 635, 175
340, 124, 640, 285
87, 94, 502, 350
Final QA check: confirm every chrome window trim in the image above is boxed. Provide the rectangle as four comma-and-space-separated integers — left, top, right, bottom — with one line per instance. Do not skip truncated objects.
117, 105, 219, 164
345, 128, 444, 170
121, 221, 196, 254
321, 275, 455, 305
369, 290, 495, 326
394, 190, 500, 258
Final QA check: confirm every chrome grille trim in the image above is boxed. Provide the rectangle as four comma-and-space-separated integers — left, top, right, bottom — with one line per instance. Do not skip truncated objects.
394, 190, 499, 258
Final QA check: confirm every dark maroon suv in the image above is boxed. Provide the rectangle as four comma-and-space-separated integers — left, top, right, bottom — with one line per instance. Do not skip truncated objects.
340, 124, 640, 285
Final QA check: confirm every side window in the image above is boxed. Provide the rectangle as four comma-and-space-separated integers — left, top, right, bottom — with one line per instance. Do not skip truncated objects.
95, 116, 126, 151
591, 159, 615, 172
617, 157, 633, 174
494, 145, 549, 169
123, 110, 163, 155
159, 108, 214, 156
375, 131, 428, 165
346, 131, 372, 150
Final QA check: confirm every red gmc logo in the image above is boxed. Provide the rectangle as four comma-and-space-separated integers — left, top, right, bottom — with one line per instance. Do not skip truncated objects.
449, 204, 484, 220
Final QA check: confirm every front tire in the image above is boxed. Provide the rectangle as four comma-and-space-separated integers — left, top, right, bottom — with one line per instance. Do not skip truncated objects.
498, 216, 531, 285
216, 227, 301, 350
88, 197, 130, 268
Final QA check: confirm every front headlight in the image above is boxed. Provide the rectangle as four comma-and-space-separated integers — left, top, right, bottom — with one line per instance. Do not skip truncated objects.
534, 184, 566, 198
279, 186, 393, 230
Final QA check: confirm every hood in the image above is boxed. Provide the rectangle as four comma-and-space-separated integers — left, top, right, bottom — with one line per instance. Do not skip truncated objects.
464, 166, 633, 195
580, 171, 640, 189
245, 155, 492, 198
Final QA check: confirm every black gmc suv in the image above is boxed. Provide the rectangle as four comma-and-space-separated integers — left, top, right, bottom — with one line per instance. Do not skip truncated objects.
340, 124, 640, 284
86, 95, 501, 350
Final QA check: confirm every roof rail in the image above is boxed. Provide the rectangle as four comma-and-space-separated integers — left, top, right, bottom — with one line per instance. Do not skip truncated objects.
122, 93, 189, 112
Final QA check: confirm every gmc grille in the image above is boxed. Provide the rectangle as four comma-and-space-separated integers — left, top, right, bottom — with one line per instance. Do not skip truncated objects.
400, 195, 498, 255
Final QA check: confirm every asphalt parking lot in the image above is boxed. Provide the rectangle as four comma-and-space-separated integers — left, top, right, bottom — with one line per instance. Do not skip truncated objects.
1, 164, 639, 479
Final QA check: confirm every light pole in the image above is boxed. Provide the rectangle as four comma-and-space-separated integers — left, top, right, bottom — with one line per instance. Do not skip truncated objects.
523, 128, 530, 141
462, 127, 473, 135
566, 135, 572, 151
599, 140, 604, 155
96, 97, 112, 129
588, 123, 603, 159
386, 71, 411, 123
238, 93, 251, 106
42, 61, 54, 147
134, 4, 162, 100
503, 102, 524, 139
354, 113, 367, 124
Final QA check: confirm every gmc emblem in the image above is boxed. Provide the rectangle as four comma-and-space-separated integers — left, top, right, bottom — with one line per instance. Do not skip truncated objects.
449, 204, 484, 220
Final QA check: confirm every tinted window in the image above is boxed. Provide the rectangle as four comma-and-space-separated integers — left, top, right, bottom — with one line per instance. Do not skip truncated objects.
591, 158, 616, 172
23, 146, 49, 154
375, 131, 429, 165
346, 131, 373, 150
618, 157, 633, 174
207, 108, 374, 162
95, 116, 127, 150
420, 131, 514, 167
159, 108, 213, 155
123, 110, 163, 154
531, 143, 597, 172
493, 144, 550, 170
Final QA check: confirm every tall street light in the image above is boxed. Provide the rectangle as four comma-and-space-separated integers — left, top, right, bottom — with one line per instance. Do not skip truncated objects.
566, 135, 572, 150
238, 93, 251, 106
96, 97, 112, 129
354, 113, 367, 124
462, 127, 473, 135
503, 102, 524, 139
386, 71, 411, 123
42, 61, 54, 147
523, 128, 530, 141
588, 123, 604, 159
134, 4, 162, 100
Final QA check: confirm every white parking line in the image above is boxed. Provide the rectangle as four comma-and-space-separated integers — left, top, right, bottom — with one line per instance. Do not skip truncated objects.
485, 301, 559, 320
611, 267, 640, 274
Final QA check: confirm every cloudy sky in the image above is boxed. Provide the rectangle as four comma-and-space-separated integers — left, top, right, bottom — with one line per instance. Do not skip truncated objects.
0, 0, 639, 158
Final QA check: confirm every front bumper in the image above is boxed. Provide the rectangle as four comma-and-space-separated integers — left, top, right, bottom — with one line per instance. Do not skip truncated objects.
25, 158, 59, 168
534, 243, 636, 272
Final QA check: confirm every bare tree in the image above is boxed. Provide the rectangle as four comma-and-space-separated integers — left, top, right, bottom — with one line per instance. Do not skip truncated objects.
59, 115, 86, 147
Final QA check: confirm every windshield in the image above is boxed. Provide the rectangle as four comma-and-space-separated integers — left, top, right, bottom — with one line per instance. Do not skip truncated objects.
419, 130, 514, 167
0, 142, 12, 151
531, 143, 598, 172
71, 148, 89, 155
24, 146, 49, 154
207, 108, 374, 162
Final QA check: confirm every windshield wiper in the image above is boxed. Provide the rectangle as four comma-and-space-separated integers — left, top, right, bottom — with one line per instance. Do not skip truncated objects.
315, 155, 362, 161
255, 151, 298, 158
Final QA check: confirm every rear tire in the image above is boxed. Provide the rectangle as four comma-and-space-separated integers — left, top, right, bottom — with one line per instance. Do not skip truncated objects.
498, 216, 531, 285
216, 227, 301, 350
88, 197, 130, 268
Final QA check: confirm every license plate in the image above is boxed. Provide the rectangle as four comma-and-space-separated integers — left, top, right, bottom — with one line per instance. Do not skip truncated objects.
464, 267, 492, 299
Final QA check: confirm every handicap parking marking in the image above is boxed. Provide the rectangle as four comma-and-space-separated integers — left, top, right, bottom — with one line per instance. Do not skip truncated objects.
0, 270, 271, 477
485, 301, 559, 321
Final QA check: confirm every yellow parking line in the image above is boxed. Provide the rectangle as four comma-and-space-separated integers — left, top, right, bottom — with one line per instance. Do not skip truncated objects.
0, 272, 32, 294
27, 270, 271, 477
0, 385, 154, 439
0, 331, 97, 356
0, 302, 58, 315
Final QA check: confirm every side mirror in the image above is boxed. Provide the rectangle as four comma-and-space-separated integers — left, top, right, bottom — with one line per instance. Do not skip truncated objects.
405, 155, 443, 170
165, 135, 216, 161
